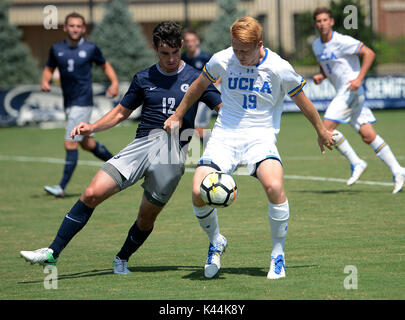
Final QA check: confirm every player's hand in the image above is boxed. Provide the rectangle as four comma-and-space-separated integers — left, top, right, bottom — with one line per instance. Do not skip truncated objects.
313, 74, 325, 85
163, 114, 182, 133
347, 78, 362, 91
70, 122, 93, 139
106, 82, 119, 98
317, 129, 337, 154
41, 82, 51, 92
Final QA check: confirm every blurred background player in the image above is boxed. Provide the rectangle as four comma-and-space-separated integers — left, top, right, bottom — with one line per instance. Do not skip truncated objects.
165, 16, 335, 280
41, 12, 119, 198
181, 28, 216, 149
312, 7, 405, 194
20, 21, 221, 274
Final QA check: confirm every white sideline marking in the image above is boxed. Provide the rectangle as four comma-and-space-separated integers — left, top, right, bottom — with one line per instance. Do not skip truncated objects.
0, 155, 394, 187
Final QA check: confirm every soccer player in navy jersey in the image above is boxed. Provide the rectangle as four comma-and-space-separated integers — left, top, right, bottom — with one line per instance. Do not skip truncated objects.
42, 12, 119, 198
181, 29, 216, 148
20, 21, 222, 274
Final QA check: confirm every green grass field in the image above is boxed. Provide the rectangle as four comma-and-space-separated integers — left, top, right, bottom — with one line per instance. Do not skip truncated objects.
0, 109, 404, 300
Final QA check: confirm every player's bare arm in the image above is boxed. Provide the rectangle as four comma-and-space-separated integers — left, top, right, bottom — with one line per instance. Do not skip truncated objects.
291, 91, 336, 153
41, 66, 55, 92
163, 73, 211, 131
313, 66, 327, 85
71, 104, 132, 138
348, 45, 375, 91
100, 61, 119, 97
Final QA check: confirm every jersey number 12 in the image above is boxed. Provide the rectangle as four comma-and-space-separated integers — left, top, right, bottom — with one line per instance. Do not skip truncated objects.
162, 97, 176, 114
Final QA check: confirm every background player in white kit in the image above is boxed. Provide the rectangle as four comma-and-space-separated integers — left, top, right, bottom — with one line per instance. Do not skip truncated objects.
312, 7, 405, 194
164, 16, 336, 280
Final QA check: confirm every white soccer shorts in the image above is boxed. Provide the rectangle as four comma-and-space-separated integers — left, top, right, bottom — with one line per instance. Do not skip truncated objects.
199, 125, 282, 176
324, 87, 376, 132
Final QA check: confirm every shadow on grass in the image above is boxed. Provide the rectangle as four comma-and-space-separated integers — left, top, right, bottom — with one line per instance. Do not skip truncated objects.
292, 189, 367, 194
17, 264, 318, 284
31, 193, 82, 199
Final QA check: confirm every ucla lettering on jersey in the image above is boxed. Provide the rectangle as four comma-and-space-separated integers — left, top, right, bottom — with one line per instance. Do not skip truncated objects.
227, 77, 272, 94
316, 51, 338, 62
202, 47, 306, 132
312, 31, 363, 92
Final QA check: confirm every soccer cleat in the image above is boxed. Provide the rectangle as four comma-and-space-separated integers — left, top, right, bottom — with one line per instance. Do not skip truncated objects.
347, 160, 368, 186
20, 248, 58, 265
204, 235, 227, 279
113, 256, 131, 274
44, 185, 65, 198
393, 170, 405, 194
267, 254, 286, 280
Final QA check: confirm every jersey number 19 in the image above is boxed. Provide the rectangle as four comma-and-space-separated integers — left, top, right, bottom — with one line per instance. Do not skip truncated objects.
242, 94, 257, 109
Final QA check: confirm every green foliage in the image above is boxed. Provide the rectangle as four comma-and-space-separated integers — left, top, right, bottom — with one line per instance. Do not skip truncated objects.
291, 12, 318, 65
373, 36, 405, 64
0, 0, 39, 86
90, 0, 155, 82
201, 0, 246, 55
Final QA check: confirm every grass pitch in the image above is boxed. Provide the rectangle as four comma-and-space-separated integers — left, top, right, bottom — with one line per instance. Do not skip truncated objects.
0, 109, 404, 300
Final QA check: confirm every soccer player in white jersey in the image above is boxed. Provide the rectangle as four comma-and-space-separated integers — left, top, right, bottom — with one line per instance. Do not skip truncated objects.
164, 16, 336, 279
312, 7, 405, 194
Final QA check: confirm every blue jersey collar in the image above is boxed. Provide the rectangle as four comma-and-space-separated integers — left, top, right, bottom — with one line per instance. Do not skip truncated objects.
256, 47, 268, 67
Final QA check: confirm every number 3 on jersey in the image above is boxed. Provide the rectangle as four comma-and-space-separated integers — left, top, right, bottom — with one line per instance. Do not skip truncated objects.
242, 94, 257, 109
162, 97, 175, 114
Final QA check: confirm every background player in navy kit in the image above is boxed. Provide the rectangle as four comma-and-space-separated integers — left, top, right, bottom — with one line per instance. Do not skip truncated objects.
20, 21, 221, 274
42, 12, 119, 198
181, 29, 215, 148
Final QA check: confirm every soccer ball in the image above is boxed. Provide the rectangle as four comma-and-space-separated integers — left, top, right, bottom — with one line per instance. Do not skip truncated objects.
200, 171, 238, 208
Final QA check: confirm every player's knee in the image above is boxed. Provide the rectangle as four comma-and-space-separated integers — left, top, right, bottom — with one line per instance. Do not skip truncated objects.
81, 185, 103, 207
263, 180, 285, 202
361, 133, 375, 144
80, 141, 93, 151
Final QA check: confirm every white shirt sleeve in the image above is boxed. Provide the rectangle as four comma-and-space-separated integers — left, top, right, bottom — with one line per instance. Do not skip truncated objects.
202, 51, 224, 83
339, 34, 364, 56
280, 61, 307, 98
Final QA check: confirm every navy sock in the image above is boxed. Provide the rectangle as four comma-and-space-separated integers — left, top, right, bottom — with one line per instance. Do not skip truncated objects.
49, 200, 94, 258
59, 149, 78, 190
116, 221, 153, 261
91, 141, 113, 162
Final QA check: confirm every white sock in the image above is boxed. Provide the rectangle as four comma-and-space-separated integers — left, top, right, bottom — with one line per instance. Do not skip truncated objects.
370, 135, 402, 175
268, 200, 289, 257
333, 130, 362, 165
193, 205, 221, 245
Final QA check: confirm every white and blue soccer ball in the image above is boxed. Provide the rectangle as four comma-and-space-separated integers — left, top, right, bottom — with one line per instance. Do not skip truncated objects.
200, 171, 237, 208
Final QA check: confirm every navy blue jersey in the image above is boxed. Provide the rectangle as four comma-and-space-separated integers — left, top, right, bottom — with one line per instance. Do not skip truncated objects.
46, 38, 106, 108
181, 49, 211, 70
120, 62, 221, 146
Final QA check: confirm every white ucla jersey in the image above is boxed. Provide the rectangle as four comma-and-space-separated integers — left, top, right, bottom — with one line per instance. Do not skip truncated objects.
202, 47, 306, 132
312, 31, 364, 93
